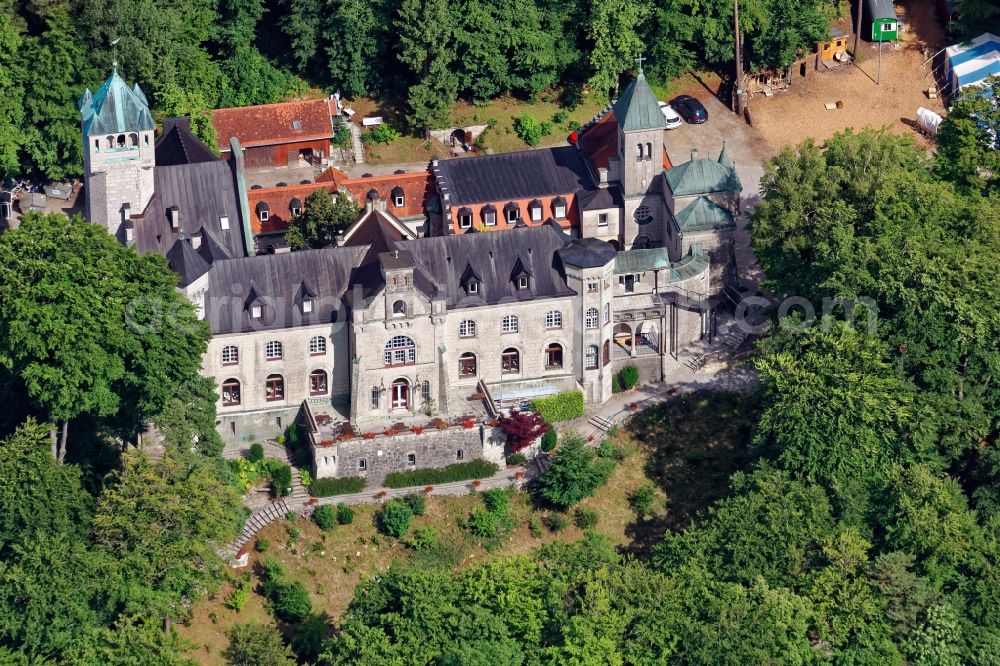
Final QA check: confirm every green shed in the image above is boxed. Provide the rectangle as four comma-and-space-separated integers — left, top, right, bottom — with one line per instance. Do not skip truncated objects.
863, 0, 899, 41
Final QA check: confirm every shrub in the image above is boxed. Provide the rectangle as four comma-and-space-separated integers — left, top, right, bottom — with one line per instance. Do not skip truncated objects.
225, 576, 251, 611
529, 515, 544, 537
248, 442, 264, 463
270, 462, 292, 497
291, 614, 328, 663
498, 410, 547, 453
628, 483, 657, 520
597, 439, 620, 460
547, 512, 569, 532
618, 365, 639, 390
366, 123, 399, 145
224, 624, 296, 666
541, 428, 557, 452
299, 468, 312, 488
537, 434, 615, 508
467, 507, 502, 538
312, 505, 336, 530
513, 114, 543, 146
273, 580, 312, 623
255, 538, 269, 553
552, 109, 568, 124
573, 507, 599, 529
336, 502, 354, 525
611, 374, 623, 393
310, 476, 366, 497
539, 121, 554, 137
378, 499, 414, 538
383, 460, 499, 488
531, 391, 584, 423
506, 453, 527, 466
401, 493, 426, 516
332, 124, 351, 148
482, 488, 510, 515
407, 526, 439, 551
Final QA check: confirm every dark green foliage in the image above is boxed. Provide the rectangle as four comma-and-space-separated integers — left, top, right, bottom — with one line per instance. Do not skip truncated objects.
383, 460, 499, 488
225, 576, 251, 611
540, 428, 557, 452
291, 614, 329, 664
406, 526, 440, 551
336, 502, 355, 525
628, 483, 657, 520
255, 538, 270, 553
401, 493, 426, 516
273, 580, 312, 623
506, 453, 527, 466
536, 434, 615, 507
248, 442, 264, 463
530, 390, 584, 423
364, 123, 400, 144
285, 190, 361, 250
573, 507, 599, 529
545, 512, 568, 532
269, 462, 292, 497
513, 114, 544, 145
310, 476, 366, 497
935, 77, 1000, 194
377, 499, 414, 537
312, 504, 336, 530
223, 623, 296, 666
617, 364, 639, 390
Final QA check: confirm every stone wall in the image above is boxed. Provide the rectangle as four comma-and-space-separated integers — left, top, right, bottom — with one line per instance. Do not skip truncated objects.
312, 425, 504, 486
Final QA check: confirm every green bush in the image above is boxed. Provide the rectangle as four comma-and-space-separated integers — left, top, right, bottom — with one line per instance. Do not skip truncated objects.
407, 526, 439, 551
225, 577, 251, 611
333, 124, 351, 148
506, 453, 527, 466
611, 374, 623, 393
537, 434, 615, 508
365, 123, 400, 145
273, 580, 312, 623
513, 114, 543, 146
546, 512, 568, 532
529, 515, 544, 537
378, 499, 414, 538
401, 493, 426, 516
539, 120, 553, 136
269, 462, 292, 497
255, 538, 269, 553
312, 505, 336, 530
628, 483, 658, 520
618, 365, 639, 390
482, 488, 510, 515
552, 109, 568, 124
467, 507, 502, 538
310, 476, 366, 497
541, 428, 557, 452
573, 507, 599, 529
248, 442, 264, 463
383, 460, 499, 488
336, 502, 354, 525
291, 614, 328, 664
531, 391, 584, 423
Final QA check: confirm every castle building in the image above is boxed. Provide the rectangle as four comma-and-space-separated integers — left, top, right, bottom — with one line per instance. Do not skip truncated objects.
79, 67, 738, 484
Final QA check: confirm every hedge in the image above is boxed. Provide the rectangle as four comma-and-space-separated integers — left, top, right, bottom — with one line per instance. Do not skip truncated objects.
530, 390, 584, 423
310, 476, 366, 497
383, 459, 499, 488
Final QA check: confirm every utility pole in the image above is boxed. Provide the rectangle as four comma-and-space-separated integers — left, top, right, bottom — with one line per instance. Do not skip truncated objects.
733, 0, 745, 117
877, 39, 882, 84
854, 0, 863, 61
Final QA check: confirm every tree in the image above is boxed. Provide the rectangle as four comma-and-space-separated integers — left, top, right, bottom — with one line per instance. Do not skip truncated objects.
585, 0, 647, 99
394, 0, 458, 132
536, 434, 614, 507
284, 190, 361, 250
0, 15, 25, 180
628, 483, 657, 520
155, 83, 218, 153
223, 623, 296, 666
273, 580, 312, 623
377, 499, 414, 538
324, 0, 386, 97
935, 77, 1000, 194
497, 410, 546, 453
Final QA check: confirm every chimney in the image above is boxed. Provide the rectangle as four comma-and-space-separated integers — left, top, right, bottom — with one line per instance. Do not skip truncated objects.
598, 167, 609, 184
690, 147, 698, 161
191, 230, 202, 250
168, 206, 180, 230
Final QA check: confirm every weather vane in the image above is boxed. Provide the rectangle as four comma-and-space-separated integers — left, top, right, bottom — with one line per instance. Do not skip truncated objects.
111, 37, 120, 73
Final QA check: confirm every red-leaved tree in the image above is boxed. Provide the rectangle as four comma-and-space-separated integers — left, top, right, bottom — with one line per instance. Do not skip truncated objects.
498, 410, 547, 453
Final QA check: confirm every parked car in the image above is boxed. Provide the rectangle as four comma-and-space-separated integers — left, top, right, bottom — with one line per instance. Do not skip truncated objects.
568, 130, 579, 146
672, 95, 708, 124
657, 102, 683, 129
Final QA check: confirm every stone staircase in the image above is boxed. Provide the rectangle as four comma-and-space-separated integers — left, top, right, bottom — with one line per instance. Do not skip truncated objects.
349, 123, 365, 164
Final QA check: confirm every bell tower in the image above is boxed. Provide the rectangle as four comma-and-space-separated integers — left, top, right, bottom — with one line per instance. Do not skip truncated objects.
79, 64, 156, 241
614, 59, 667, 197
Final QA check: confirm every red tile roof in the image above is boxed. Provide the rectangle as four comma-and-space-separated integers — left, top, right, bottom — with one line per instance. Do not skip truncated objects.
579, 111, 619, 172
213, 99, 335, 151
248, 182, 332, 234
340, 171, 433, 219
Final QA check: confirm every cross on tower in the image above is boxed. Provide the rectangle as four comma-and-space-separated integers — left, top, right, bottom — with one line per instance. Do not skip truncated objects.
635, 54, 645, 75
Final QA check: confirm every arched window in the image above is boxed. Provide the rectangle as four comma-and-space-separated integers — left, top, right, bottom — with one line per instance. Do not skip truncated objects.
221, 345, 239, 365
501, 348, 520, 374
545, 310, 562, 329
117, 134, 126, 148
603, 340, 610, 366
636, 143, 643, 159
371, 386, 380, 409
391, 378, 409, 409
265, 374, 284, 401
633, 235, 651, 249
309, 336, 327, 355
384, 336, 415, 366
585, 345, 599, 370
545, 343, 563, 369
459, 320, 476, 338
129, 133, 139, 147
501, 315, 518, 333
265, 340, 283, 360
106, 135, 114, 148
392, 300, 406, 317
222, 378, 241, 405
646, 142, 653, 159
459, 352, 477, 377
309, 369, 328, 395
585, 308, 599, 329
421, 381, 430, 402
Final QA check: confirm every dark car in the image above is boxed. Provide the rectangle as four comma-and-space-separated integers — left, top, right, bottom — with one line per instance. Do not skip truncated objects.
673, 95, 708, 124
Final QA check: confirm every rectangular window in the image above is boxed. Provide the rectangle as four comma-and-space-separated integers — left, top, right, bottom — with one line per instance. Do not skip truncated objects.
530, 207, 542, 222
395, 196, 405, 207
506, 208, 518, 223
358, 458, 367, 470
597, 213, 608, 227
484, 212, 496, 226
406, 453, 416, 465
384, 350, 393, 365
468, 282, 479, 294
459, 214, 472, 229
251, 305, 262, 319
302, 300, 313, 314
220, 216, 230, 230
291, 207, 300, 216
259, 210, 269, 222
517, 276, 529, 290
587, 280, 598, 293
554, 204, 567, 219
456, 449, 464, 460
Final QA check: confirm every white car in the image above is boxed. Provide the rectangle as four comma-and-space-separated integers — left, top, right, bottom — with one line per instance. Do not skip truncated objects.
658, 101, 682, 129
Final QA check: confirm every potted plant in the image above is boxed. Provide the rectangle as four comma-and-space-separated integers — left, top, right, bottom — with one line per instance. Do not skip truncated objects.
424, 485, 434, 494
363, 432, 376, 440
308, 497, 318, 506
628, 402, 638, 411
470, 479, 482, 489
462, 420, 475, 429
410, 425, 425, 435
319, 439, 335, 447
376, 490, 389, 500
384, 429, 398, 436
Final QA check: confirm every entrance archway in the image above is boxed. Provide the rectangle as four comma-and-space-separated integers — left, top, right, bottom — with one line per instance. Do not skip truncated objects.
391, 378, 410, 410
613, 323, 633, 357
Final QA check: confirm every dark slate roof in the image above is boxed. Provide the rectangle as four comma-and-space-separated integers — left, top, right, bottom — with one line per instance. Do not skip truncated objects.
134, 160, 247, 259
393, 225, 577, 308
558, 237, 617, 269
166, 238, 211, 287
435, 146, 593, 205
613, 72, 667, 132
203, 245, 368, 334
578, 186, 624, 211
155, 117, 218, 167
673, 196, 737, 233
664, 152, 743, 196
79, 70, 155, 136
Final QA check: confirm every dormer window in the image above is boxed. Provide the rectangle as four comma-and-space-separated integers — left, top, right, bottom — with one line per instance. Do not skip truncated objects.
391, 186, 405, 208
482, 204, 496, 226
504, 202, 519, 223
220, 216, 230, 230
251, 305, 262, 319
458, 207, 473, 229
290, 197, 302, 217
516, 276, 529, 290
528, 199, 543, 222
302, 299, 313, 314
552, 197, 567, 219
255, 201, 270, 222
168, 206, 180, 230
467, 281, 479, 294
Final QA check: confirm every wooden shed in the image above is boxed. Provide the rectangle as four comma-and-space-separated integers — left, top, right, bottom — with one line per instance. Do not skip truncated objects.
818, 26, 850, 61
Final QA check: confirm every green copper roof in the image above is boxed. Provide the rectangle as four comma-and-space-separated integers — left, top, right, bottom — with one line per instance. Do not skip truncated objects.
613, 72, 667, 132
79, 69, 155, 137
663, 150, 742, 196
669, 247, 710, 282
613, 246, 710, 283
673, 196, 736, 234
